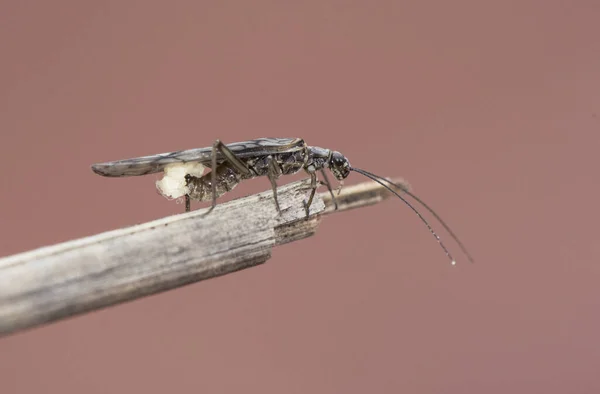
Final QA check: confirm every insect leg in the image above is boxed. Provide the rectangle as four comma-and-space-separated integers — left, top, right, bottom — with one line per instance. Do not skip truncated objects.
201, 142, 219, 215
319, 168, 338, 211
203, 140, 253, 215
303, 171, 318, 218
266, 155, 282, 215
213, 140, 252, 176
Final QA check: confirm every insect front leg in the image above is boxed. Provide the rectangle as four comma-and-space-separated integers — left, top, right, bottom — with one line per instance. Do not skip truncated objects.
266, 155, 282, 215
319, 169, 338, 211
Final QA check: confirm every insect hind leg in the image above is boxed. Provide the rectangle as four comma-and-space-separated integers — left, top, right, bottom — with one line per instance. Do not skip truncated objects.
199, 140, 252, 216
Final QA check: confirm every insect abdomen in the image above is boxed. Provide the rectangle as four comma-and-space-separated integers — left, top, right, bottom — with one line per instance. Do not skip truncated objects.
186, 165, 246, 202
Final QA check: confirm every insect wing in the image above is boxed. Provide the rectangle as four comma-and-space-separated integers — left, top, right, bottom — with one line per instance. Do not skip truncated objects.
91, 138, 304, 177
91, 148, 215, 177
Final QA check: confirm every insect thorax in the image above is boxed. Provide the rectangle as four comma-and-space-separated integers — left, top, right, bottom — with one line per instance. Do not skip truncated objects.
305, 146, 331, 172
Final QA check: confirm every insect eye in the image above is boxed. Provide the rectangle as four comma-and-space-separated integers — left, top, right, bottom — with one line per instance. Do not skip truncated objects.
332, 152, 345, 166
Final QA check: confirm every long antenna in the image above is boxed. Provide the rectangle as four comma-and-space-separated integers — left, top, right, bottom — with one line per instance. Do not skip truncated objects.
351, 167, 456, 265
353, 168, 475, 264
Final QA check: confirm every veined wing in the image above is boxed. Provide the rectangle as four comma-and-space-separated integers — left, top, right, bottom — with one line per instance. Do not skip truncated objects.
91, 138, 304, 177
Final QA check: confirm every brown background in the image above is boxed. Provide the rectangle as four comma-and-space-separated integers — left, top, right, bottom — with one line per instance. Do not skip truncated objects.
1, 1, 599, 393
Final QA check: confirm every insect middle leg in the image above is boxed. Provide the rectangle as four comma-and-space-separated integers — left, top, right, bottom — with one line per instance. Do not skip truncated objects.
266, 155, 282, 215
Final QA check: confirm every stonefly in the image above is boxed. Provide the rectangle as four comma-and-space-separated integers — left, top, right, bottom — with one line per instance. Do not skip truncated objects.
91, 137, 474, 265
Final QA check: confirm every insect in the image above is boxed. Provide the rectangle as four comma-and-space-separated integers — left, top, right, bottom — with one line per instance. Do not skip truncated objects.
91, 137, 474, 265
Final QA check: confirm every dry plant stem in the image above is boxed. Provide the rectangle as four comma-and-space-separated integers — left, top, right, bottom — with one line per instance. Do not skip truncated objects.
0, 178, 401, 337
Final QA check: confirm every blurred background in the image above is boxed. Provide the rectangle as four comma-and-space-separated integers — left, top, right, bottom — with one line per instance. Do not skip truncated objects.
1, 1, 599, 393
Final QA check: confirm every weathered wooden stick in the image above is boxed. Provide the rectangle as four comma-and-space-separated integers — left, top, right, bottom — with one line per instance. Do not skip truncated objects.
0, 178, 402, 336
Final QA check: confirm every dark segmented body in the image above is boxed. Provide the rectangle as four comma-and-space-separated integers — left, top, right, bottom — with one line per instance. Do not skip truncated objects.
91, 137, 336, 204
185, 146, 332, 202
